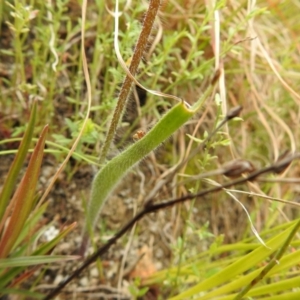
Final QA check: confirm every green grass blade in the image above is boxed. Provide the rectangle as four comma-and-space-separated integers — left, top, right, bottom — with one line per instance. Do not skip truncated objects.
234, 218, 300, 299
0, 255, 79, 268
12, 202, 49, 254
0, 288, 44, 299
0, 101, 37, 220
0, 223, 76, 289
0, 125, 48, 258
169, 221, 296, 300
255, 291, 300, 300
217, 289, 300, 300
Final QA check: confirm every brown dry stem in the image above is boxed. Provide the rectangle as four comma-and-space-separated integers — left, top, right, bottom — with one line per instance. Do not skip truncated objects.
99, 0, 161, 164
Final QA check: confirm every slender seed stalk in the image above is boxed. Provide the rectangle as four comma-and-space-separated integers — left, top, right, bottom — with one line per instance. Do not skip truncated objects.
99, 0, 161, 163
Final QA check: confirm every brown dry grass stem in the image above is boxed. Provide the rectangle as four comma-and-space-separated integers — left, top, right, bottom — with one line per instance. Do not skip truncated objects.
99, 0, 161, 164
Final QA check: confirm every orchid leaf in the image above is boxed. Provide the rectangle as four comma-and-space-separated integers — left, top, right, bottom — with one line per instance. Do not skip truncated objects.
12, 202, 49, 254
84, 101, 194, 239
0, 255, 80, 268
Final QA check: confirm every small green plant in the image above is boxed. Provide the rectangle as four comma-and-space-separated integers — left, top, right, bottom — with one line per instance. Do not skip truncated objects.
128, 277, 149, 299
